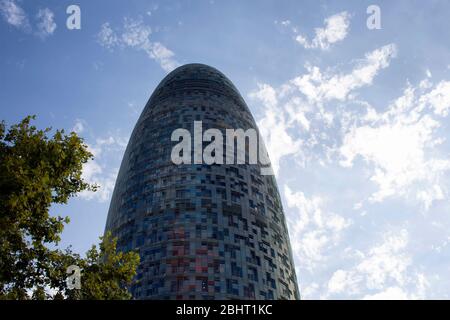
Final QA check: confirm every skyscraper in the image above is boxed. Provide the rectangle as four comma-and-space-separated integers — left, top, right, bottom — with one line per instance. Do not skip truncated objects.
105, 64, 299, 300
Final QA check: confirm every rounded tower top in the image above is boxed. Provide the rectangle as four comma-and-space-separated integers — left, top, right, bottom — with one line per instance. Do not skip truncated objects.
146, 63, 245, 110
157, 63, 231, 87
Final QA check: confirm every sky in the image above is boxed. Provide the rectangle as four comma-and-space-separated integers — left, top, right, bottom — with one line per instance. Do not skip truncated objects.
1, 0, 450, 299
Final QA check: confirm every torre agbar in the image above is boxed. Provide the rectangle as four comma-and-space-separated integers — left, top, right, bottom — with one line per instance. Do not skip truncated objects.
105, 64, 300, 300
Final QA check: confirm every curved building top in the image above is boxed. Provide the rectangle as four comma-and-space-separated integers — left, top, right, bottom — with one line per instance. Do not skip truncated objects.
144, 63, 249, 114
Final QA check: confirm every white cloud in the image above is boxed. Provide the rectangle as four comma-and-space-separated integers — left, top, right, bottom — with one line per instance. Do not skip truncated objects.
284, 185, 351, 271
248, 41, 450, 298
340, 80, 450, 208
249, 44, 397, 175
72, 119, 86, 134
0, 0, 29, 30
421, 81, 450, 117
35, 8, 56, 38
327, 269, 361, 295
146, 3, 158, 17
326, 230, 429, 299
301, 282, 319, 298
74, 120, 129, 203
249, 83, 302, 175
251, 44, 450, 210
257, 98, 301, 174
98, 23, 119, 49
274, 19, 291, 27
82, 168, 117, 203
97, 18, 180, 72
295, 11, 350, 50
291, 44, 397, 103
362, 287, 409, 300
148, 42, 178, 73
357, 229, 410, 289
249, 83, 278, 108
121, 17, 152, 47
0, 1, 57, 38
79, 157, 118, 203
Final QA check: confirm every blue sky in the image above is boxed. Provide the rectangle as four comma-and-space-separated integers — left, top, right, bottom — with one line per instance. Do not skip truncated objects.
1, 0, 450, 299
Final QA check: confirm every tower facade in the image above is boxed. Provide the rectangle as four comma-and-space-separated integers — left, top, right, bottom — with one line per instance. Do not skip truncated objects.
105, 64, 299, 299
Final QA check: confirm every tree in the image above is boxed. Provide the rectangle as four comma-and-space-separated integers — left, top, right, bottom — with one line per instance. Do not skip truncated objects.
0, 116, 139, 299
65, 232, 140, 300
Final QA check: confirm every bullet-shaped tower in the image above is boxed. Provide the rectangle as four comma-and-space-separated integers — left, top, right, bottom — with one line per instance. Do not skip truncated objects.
105, 64, 299, 299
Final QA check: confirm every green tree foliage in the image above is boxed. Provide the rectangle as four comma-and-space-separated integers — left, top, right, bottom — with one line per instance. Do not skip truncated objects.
65, 232, 140, 300
0, 116, 139, 299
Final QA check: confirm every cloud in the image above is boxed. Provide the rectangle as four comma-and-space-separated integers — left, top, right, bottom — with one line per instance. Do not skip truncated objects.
79, 158, 118, 203
35, 8, 56, 38
362, 287, 409, 300
327, 269, 359, 295
326, 230, 429, 299
291, 44, 397, 103
250, 83, 302, 175
0, 1, 57, 38
284, 185, 351, 271
73, 120, 129, 203
249, 39, 450, 298
121, 17, 152, 47
97, 22, 119, 49
146, 4, 158, 17
75, 129, 128, 208
295, 11, 351, 50
148, 41, 179, 73
97, 18, 180, 72
249, 44, 397, 175
0, 0, 29, 30
339, 79, 450, 208
250, 44, 450, 210
356, 229, 410, 290
72, 119, 86, 134
249, 83, 278, 108
274, 19, 291, 27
